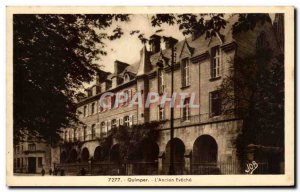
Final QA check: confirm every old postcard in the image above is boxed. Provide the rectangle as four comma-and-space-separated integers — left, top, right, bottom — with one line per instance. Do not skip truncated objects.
6, 6, 294, 186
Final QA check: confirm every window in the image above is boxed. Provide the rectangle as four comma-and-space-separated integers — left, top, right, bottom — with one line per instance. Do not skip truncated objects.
91, 103, 95, 114
111, 95, 116, 109
210, 91, 221, 116
124, 116, 130, 127
38, 157, 43, 168
28, 144, 36, 151
124, 90, 129, 105
158, 105, 165, 120
74, 129, 77, 141
181, 58, 190, 87
69, 130, 73, 142
83, 126, 87, 141
211, 46, 221, 79
17, 158, 20, 168
182, 98, 191, 121
83, 106, 87, 117
124, 74, 130, 83
158, 69, 165, 94
100, 122, 106, 136
111, 119, 117, 129
91, 124, 96, 139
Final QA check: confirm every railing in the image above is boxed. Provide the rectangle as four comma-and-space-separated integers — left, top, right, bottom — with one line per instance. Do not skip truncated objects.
160, 113, 236, 129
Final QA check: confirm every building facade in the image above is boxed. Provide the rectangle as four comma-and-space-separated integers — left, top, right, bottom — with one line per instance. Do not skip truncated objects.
14, 136, 51, 174
52, 14, 282, 175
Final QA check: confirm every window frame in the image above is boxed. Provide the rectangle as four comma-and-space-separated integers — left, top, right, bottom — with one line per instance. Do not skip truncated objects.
181, 58, 190, 87
158, 69, 165, 94
182, 97, 191, 121
209, 90, 222, 117
210, 46, 221, 79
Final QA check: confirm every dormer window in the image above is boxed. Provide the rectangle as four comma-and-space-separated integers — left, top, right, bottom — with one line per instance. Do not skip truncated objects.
124, 73, 130, 83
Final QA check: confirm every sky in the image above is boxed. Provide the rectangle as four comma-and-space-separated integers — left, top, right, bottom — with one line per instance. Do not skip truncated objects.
96, 14, 185, 73
97, 14, 276, 73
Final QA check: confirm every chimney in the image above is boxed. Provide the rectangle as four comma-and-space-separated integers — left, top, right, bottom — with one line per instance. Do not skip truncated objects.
149, 34, 161, 53
163, 36, 178, 49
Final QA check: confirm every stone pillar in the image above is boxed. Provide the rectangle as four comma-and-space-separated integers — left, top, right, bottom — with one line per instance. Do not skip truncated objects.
184, 150, 192, 174
158, 152, 165, 174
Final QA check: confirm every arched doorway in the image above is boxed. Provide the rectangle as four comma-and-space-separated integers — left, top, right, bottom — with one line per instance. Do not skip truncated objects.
81, 147, 90, 162
69, 149, 77, 163
163, 138, 185, 175
192, 135, 219, 174
60, 151, 67, 163
94, 146, 106, 162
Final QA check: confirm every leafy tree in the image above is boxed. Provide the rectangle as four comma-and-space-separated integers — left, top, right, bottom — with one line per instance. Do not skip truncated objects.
13, 14, 130, 144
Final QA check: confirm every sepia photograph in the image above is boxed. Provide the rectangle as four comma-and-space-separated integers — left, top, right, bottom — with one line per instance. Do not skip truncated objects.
6, 6, 294, 186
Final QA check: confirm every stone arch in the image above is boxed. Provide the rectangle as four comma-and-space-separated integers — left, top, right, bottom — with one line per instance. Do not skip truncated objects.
81, 147, 90, 162
69, 149, 78, 163
163, 138, 185, 174
60, 151, 67, 163
192, 134, 219, 174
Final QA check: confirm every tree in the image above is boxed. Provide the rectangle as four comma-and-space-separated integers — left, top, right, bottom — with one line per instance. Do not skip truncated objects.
13, 14, 130, 144
219, 45, 284, 163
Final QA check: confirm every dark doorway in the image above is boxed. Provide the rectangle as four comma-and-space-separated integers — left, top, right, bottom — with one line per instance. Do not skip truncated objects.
28, 157, 36, 173
192, 135, 219, 174
163, 138, 185, 175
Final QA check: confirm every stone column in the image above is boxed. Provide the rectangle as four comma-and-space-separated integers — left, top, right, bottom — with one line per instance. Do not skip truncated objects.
184, 150, 192, 174
158, 152, 165, 174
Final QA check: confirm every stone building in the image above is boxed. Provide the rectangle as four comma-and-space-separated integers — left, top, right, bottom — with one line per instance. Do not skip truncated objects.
14, 135, 51, 174
53, 14, 282, 175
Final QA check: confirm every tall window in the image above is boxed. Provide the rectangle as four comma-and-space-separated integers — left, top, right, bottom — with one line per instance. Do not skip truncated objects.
83, 105, 87, 117
181, 58, 190, 87
28, 144, 36, 151
69, 130, 72, 142
111, 119, 117, 129
211, 46, 221, 78
158, 105, 165, 120
74, 129, 77, 141
158, 69, 165, 94
91, 103, 95, 114
100, 122, 106, 136
83, 126, 87, 141
111, 95, 116, 109
124, 116, 130, 127
182, 98, 191, 121
210, 91, 221, 116
91, 124, 96, 139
